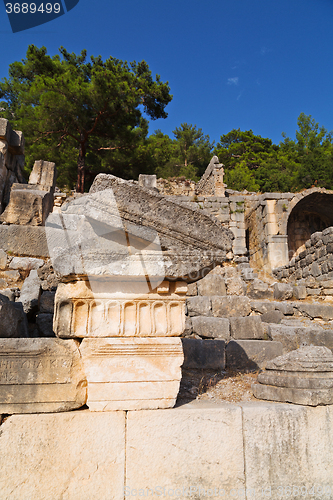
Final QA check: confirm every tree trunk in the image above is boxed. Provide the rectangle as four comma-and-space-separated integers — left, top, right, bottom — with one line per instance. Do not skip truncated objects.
76, 139, 86, 193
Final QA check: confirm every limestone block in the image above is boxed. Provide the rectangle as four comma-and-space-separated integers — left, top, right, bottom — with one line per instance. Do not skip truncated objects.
0, 294, 27, 338
186, 295, 211, 316
229, 316, 266, 340
9, 256, 44, 270
0, 249, 7, 269
226, 340, 283, 371
17, 269, 41, 314
138, 174, 157, 189
197, 274, 226, 296
247, 279, 274, 299
212, 295, 251, 317
191, 315, 230, 339
186, 281, 197, 296
36, 313, 55, 337
261, 309, 284, 323
269, 324, 333, 353
0, 338, 86, 413
28, 159, 56, 191
54, 279, 186, 338
0, 119, 11, 143
39, 290, 55, 313
242, 402, 333, 493
126, 405, 245, 496
293, 284, 307, 299
274, 282, 293, 300
80, 337, 183, 411
0, 410, 125, 500
0, 225, 49, 257
296, 302, 333, 321
0, 184, 54, 225
253, 383, 333, 405
181, 338, 226, 369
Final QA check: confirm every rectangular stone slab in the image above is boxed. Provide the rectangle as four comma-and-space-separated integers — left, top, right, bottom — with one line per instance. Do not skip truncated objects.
54, 279, 186, 338
252, 382, 333, 406
258, 370, 333, 389
0, 338, 87, 413
80, 337, 183, 411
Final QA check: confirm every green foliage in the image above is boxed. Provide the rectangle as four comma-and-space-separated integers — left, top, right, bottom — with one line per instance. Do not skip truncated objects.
0, 45, 172, 191
225, 160, 259, 192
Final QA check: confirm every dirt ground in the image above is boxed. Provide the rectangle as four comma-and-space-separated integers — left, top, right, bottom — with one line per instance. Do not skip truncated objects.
176, 368, 259, 405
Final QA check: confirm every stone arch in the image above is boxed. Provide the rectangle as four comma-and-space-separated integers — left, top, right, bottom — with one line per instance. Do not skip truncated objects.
285, 190, 333, 259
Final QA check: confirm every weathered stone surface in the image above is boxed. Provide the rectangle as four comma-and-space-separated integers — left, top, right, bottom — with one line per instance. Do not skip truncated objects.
186, 296, 211, 316
80, 337, 183, 411
138, 173, 157, 189
274, 282, 293, 300
211, 295, 251, 317
266, 345, 333, 371
0, 411, 125, 500
197, 274, 226, 296
268, 324, 333, 353
39, 290, 55, 313
28, 160, 56, 191
242, 402, 333, 492
36, 313, 55, 337
191, 315, 230, 339
296, 302, 333, 321
253, 383, 333, 405
126, 405, 245, 496
293, 284, 307, 299
0, 294, 27, 338
0, 338, 86, 413
226, 340, 283, 371
46, 174, 233, 280
247, 279, 273, 299
260, 309, 284, 323
0, 184, 54, 226
9, 256, 44, 270
181, 338, 226, 370
229, 316, 265, 340
54, 279, 186, 338
186, 281, 197, 296
0, 249, 7, 270
0, 225, 49, 257
17, 269, 41, 314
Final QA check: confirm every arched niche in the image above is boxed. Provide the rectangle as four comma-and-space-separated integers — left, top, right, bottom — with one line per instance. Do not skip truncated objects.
287, 193, 333, 259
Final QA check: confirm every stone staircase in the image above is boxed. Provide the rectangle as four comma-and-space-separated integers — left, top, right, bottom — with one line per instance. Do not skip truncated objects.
183, 266, 333, 374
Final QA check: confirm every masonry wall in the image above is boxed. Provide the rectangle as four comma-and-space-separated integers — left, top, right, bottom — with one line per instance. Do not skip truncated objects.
1, 403, 333, 499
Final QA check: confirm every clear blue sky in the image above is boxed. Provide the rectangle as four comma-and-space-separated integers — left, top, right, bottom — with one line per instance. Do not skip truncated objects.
1, 0, 333, 147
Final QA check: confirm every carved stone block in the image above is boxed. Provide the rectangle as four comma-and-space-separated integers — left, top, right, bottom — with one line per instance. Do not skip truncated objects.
80, 337, 184, 410
0, 338, 87, 413
54, 279, 186, 338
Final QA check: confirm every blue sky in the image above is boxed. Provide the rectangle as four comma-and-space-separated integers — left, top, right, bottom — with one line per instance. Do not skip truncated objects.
0, 0, 333, 147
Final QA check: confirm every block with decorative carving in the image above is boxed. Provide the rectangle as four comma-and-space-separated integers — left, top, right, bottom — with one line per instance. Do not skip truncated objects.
80, 337, 184, 410
54, 278, 187, 338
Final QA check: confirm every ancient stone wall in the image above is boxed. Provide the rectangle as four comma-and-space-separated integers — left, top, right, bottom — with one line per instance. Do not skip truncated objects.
0, 118, 25, 213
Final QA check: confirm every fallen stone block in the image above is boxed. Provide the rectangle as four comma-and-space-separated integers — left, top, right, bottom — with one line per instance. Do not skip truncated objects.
293, 285, 307, 299
0, 225, 49, 257
54, 279, 186, 338
39, 290, 55, 313
181, 338, 226, 370
80, 337, 184, 411
247, 279, 274, 299
197, 274, 226, 296
9, 256, 44, 270
229, 316, 265, 340
126, 405, 245, 495
191, 315, 230, 339
0, 338, 86, 413
0, 294, 27, 338
211, 295, 251, 318
36, 313, 55, 337
226, 340, 283, 371
17, 269, 41, 314
0, 184, 54, 226
0, 410, 125, 500
274, 282, 293, 300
